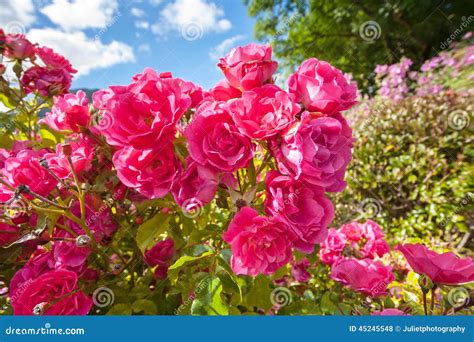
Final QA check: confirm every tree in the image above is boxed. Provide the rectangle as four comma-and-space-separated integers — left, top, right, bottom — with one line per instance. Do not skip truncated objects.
245, 0, 474, 91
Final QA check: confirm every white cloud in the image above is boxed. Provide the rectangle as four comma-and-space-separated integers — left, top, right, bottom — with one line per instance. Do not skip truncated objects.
137, 43, 151, 54
149, 0, 163, 6
135, 21, 150, 30
28, 28, 135, 77
151, 0, 231, 38
209, 35, 245, 60
130, 7, 145, 17
0, 0, 36, 29
40, 0, 120, 31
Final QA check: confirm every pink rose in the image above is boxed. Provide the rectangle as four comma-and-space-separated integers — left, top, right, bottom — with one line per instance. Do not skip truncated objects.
229, 84, 300, 139
0, 223, 20, 247
43, 137, 94, 179
4, 34, 36, 59
12, 269, 92, 315
291, 258, 311, 282
218, 43, 277, 90
94, 68, 191, 149
209, 79, 241, 101
397, 243, 474, 285
21, 47, 76, 97
371, 309, 410, 316
362, 238, 390, 259
361, 220, 385, 240
331, 258, 394, 296
264, 171, 334, 253
319, 228, 347, 265
339, 222, 363, 242
37, 47, 76, 74
171, 158, 217, 212
288, 58, 357, 115
185, 101, 254, 172
144, 238, 176, 279
3, 149, 57, 196
271, 112, 353, 192
40, 90, 90, 132
113, 145, 180, 199
223, 207, 292, 276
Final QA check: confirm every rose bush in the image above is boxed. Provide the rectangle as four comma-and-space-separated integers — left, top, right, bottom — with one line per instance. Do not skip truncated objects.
0, 30, 472, 316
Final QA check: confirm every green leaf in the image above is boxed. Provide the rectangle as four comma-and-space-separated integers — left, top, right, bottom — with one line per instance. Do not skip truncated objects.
106, 304, 132, 315
191, 276, 229, 315
0, 92, 18, 109
167, 251, 213, 282
135, 212, 170, 253
244, 275, 272, 310
132, 299, 157, 315
216, 253, 242, 302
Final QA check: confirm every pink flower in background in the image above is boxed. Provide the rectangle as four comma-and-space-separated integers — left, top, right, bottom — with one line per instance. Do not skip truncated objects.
340, 222, 363, 242
264, 170, 333, 253
397, 243, 474, 284
43, 138, 94, 179
21, 47, 76, 97
113, 145, 180, 199
11, 269, 92, 315
320, 220, 390, 264
272, 112, 353, 192
372, 309, 410, 316
4, 34, 36, 60
288, 58, 357, 114
218, 43, 277, 90
36, 47, 76, 74
185, 101, 254, 172
223, 207, 292, 276
319, 228, 347, 265
171, 158, 218, 212
0, 223, 20, 247
362, 238, 390, 259
94, 68, 191, 149
40, 90, 90, 132
3, 149, 57, 196
144, 238, 176, 279
209, 79, 241, 101
331, 258, 394, 296
230, 84, 300, 140
291, 258, 311, 282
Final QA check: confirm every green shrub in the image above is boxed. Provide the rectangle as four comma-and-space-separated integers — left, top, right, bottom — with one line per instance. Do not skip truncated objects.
333, 91, 473, 250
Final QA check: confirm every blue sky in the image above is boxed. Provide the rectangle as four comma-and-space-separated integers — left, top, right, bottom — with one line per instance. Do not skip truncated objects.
0, 0, 257, 90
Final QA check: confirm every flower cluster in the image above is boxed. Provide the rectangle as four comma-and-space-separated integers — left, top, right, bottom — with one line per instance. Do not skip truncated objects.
319, 220, 393, 296
0, 29, 76, 97
375, 33, 474, 101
